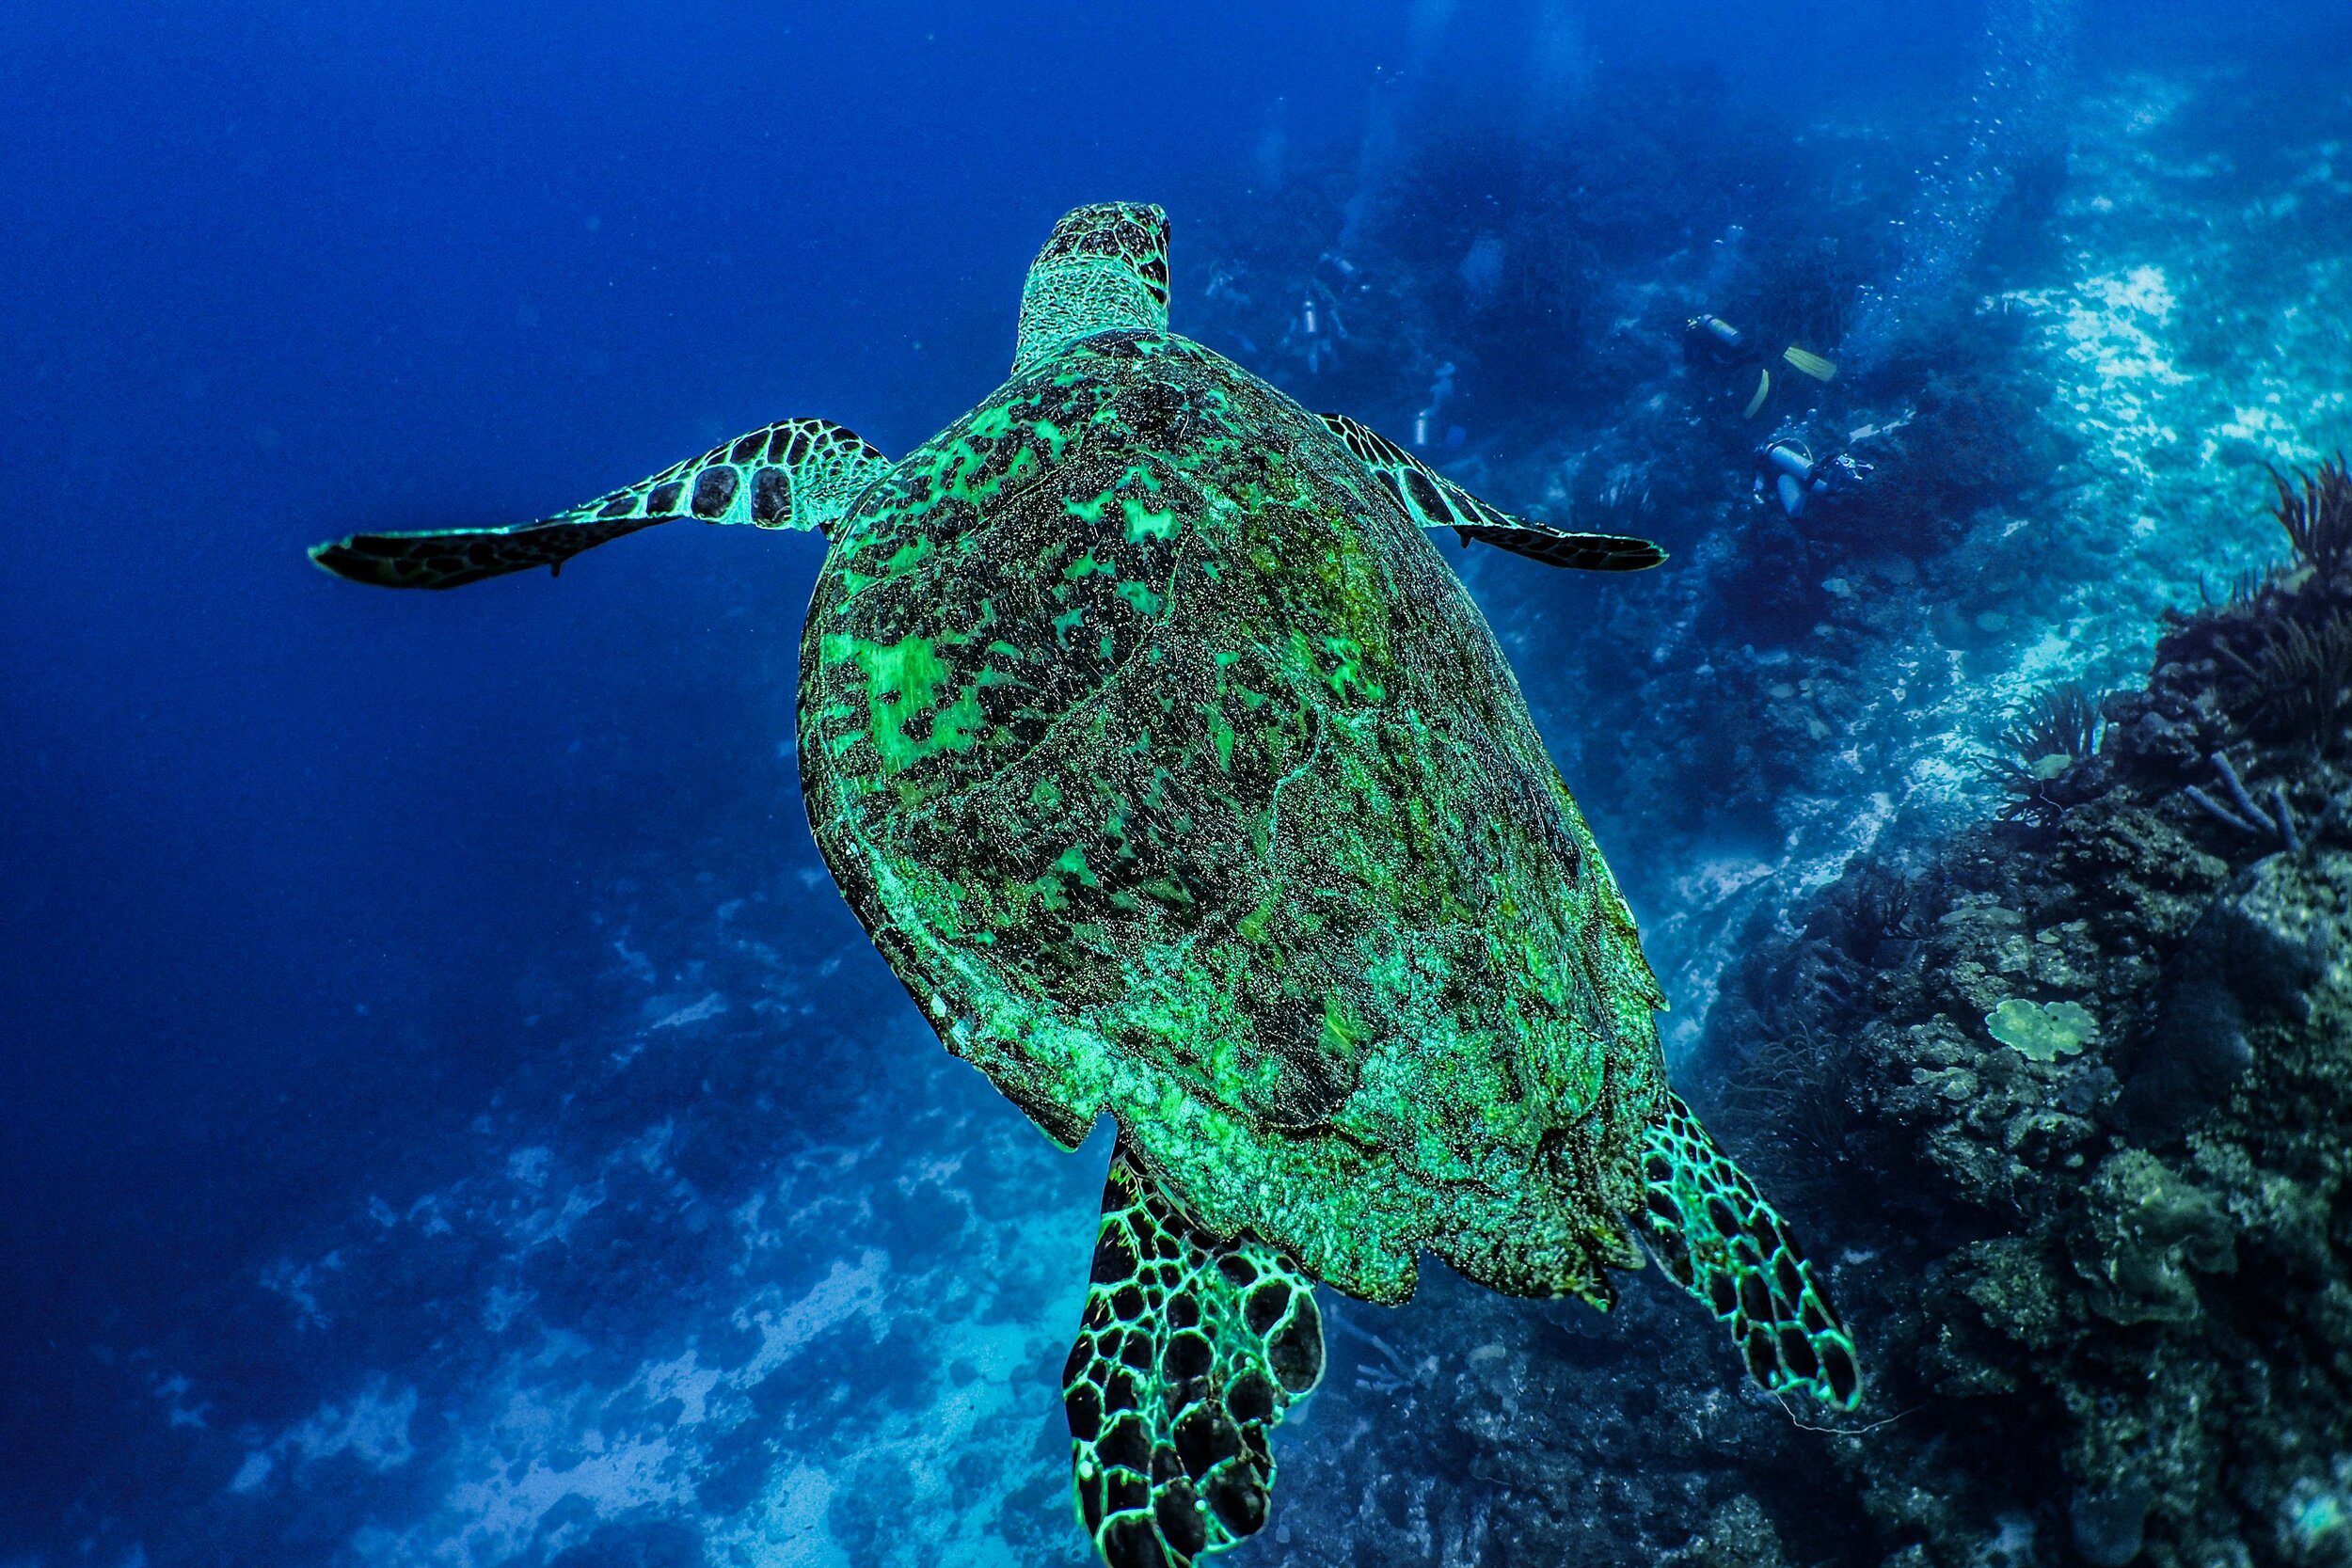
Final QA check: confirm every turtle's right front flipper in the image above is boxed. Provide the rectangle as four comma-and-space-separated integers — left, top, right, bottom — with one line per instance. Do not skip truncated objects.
309, 418, 889, 589
1064, 1145, 1323, 1568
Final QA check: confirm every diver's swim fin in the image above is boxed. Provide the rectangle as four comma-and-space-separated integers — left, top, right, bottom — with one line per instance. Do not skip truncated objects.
1780, 345, 1837, 383
1741, 367, 1772, 420
1315, 411, 1666, 573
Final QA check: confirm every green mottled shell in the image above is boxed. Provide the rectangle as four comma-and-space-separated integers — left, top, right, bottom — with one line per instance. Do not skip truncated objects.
799, 329, 1666, 1304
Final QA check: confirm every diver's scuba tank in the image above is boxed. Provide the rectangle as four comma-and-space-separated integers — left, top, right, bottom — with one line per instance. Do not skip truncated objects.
1756, 438, 1818, 520
1760, 440, 1817, 483
1687, 314, 1772, 419
1688, 312, 1838, 420
1686, 313, 1754, 365
1752, 437, 1871, 521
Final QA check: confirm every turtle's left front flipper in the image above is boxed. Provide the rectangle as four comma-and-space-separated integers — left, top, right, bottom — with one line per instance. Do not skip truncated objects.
1637, 1090, 1862, 1410
1316, 411, 1666, 572
309, 419, 889, 590
1064, 1144, 1323, 1568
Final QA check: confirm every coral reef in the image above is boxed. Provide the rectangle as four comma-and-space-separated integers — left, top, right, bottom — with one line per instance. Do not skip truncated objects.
1690, 472, 2352, 1568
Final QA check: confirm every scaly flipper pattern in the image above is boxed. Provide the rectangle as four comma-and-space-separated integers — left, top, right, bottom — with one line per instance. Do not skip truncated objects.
1064, 1145, 1324, 1568
1015, 202, 1172, 376
1635, 1091, 1861, 1409
309, 419, 890, 590
1316, 411, 1667, 572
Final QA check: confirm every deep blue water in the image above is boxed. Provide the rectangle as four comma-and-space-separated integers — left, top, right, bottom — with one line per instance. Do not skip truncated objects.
7, 1, 2351, 1562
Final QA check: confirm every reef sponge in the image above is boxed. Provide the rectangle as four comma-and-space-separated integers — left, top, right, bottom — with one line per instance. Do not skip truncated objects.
1985, 998, 2098, 1062
2071, 1150, 2235, 1326
1979, 684, 2106, 826
2267, 454, 2352, 578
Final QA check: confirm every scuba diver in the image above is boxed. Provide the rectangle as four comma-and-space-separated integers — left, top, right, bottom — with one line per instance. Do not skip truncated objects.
1753, 431, 1872, 520
1685, 312, 1838, 420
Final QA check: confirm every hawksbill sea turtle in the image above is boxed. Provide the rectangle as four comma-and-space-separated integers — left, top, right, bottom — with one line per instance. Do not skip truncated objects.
312, 201, 1860, 1567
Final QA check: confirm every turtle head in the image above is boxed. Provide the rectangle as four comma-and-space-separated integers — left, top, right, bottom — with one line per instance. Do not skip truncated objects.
1013, 201, 1171, 375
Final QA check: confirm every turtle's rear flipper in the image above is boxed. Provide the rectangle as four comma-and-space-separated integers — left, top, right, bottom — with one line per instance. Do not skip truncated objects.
309, 419, 889, 589
1315, 411, 1667, 572
1637, 1090, 1862, 1410
1063, 1144, 1323, 1568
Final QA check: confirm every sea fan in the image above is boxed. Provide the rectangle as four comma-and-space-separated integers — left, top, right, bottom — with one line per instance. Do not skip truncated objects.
1979, 682, 2104, 825
2248, 610, 2352, 753
2267, 454, 2352, 578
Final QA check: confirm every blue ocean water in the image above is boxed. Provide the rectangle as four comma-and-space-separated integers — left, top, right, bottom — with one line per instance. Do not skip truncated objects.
6, 1, 2352, 1563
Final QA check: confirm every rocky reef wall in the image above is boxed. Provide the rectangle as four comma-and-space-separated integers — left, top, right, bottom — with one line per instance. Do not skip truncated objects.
1699, 465, 2352, 1568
